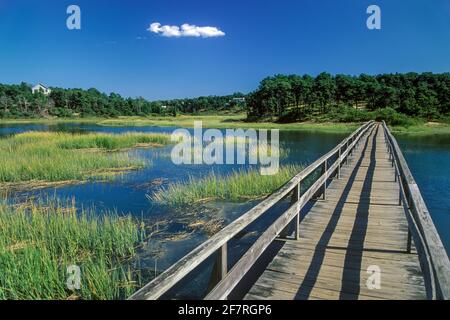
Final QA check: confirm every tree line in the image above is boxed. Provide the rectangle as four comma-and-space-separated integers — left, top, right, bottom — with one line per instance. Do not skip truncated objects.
0, 83, 245, 118
246, 72, 450, 123
1, 72, 449, 123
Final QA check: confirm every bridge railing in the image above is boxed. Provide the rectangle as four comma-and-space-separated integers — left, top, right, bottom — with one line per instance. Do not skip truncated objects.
381, 121, 450, 300
128, 120, 375, 300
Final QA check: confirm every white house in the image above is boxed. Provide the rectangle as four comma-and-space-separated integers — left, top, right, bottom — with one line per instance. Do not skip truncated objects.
32, 83, 51, 95
231, 97, 246, 103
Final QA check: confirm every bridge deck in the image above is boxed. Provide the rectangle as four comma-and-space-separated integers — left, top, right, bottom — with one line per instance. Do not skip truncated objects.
245, 124, 427, 300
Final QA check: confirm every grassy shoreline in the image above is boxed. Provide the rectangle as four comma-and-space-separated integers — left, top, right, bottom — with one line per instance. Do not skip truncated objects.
2, 115, 449, 135
1, 115, 358, 133
390, 122, 450, 136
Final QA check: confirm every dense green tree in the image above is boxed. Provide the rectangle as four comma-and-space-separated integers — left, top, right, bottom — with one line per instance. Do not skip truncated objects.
245, 72, 450, 121
313, 72, 336, 113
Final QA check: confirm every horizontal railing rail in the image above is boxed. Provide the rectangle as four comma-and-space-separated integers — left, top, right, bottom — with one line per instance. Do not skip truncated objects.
129, 120, 375, 300
382, 121, 450, 300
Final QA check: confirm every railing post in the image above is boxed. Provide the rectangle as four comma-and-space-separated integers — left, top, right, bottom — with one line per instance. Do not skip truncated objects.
346, 140, 349, 164
295, 182, 301, 241
207, 243, 228, 292
322, 160, 327, 200
407, 229, 412, 254
405, 193, 413, 254
219, 243, 227, 279
350, 137, 354, 156
337, 147, 341, 179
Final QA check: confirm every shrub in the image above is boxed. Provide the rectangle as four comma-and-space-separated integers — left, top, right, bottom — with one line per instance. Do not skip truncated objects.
373, 107, 418, 126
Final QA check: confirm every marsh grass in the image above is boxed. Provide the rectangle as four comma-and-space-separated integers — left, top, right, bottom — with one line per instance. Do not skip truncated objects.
0, 131, 171, 184
0, 199, 144, 300
151, 165, 303, 207
57, 132, 171, 150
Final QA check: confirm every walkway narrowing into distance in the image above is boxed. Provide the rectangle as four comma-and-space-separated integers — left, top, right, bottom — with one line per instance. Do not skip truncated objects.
245, 124, 423, 300
130, 121, 450, 300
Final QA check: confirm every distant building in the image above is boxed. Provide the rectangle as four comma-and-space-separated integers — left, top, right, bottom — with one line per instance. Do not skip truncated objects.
232, 97, 246, 103
32, 83, 51, 95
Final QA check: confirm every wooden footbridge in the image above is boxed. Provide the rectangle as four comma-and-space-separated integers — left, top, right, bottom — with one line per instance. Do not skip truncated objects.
130, 121, 450, 300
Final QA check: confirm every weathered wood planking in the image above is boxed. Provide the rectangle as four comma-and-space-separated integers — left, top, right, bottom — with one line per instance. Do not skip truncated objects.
245, 125, 428, 300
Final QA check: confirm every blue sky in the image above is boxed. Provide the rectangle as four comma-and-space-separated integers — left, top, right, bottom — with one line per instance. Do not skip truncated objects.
0, 0, 449, 100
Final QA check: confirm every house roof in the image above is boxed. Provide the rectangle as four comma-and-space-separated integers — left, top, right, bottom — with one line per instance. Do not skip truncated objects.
33, 83, 49, 89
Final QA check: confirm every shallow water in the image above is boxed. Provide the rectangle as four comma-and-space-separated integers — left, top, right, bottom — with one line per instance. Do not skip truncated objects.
1, 122, 449, 297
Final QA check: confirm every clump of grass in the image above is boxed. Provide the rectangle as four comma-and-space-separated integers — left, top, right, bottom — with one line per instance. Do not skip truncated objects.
0, 199, 144, 300
248, 144, 289, 159
0, 131, 171, 184
57, 132, 171, 150
150, 165, 303, 207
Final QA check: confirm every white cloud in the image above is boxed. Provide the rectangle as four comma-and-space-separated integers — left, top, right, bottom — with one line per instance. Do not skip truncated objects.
148, 22, 225, 38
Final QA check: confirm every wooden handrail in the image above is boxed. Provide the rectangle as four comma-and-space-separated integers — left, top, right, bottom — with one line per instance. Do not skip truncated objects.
128, 121, 375, 300
382, 121, 450, 300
